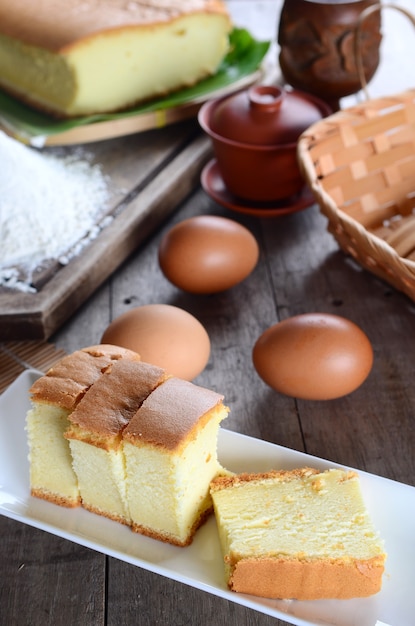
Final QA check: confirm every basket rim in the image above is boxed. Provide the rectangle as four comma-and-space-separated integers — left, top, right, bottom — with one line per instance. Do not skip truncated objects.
297, 90, 415, 291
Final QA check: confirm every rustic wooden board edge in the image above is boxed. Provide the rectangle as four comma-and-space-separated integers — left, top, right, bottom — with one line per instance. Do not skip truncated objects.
0, 133, 212, 341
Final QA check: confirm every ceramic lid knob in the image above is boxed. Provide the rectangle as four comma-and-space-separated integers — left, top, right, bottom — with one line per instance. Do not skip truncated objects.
210, 85, 325, 146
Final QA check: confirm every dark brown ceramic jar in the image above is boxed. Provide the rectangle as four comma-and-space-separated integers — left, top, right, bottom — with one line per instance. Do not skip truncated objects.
278, 0, 382, 110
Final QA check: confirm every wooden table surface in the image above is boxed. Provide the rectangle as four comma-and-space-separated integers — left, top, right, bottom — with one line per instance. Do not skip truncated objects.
2, 2, 415, 625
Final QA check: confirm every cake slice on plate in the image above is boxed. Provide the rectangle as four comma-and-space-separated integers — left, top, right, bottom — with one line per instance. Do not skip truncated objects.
210, 467, 386, 600
65, 359, 168, 524
26, 344, 140, 507
123, 376, 229, 546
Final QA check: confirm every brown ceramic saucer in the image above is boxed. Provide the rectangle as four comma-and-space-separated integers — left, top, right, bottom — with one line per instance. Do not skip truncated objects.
201, 159, 315, 218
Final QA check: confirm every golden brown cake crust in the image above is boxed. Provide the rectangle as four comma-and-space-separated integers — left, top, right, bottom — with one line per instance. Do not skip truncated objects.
0, 0, 230, 52
131, 504, 213, 547
211, 468, 386, 600
81, 501, 131, 525
29, 344, 140, 410
123, 377, 226, 451
30, 487, 81, 508
210, 467, 324, 491
229, 555, 386, 600
82, 344, 140, 360
66, 359, 167, 441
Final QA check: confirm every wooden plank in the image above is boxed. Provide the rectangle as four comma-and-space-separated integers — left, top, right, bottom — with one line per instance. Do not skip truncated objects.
106, 559, 281, 626
1, 516, 106, 625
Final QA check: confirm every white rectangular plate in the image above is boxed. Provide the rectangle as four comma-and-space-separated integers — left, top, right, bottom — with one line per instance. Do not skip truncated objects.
1, 370, 414, 626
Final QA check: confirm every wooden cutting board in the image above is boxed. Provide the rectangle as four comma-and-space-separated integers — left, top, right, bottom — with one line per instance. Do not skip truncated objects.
0, 120, 212, 340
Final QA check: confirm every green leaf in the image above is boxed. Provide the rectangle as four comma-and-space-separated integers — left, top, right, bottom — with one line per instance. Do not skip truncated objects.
0, 28, 270, 140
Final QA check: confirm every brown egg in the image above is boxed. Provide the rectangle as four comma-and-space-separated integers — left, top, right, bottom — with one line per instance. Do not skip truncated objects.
158, 215, 259, 294
101, 304, 210, 380
252, 313, 373, 400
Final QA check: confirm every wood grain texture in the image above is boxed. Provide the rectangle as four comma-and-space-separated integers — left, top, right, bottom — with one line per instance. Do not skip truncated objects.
2, 1, 415, 625
1, 516, 106, 626
106, 559, 280, 626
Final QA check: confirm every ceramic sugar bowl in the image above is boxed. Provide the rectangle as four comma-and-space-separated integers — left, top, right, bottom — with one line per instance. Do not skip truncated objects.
198, 84, 331, 204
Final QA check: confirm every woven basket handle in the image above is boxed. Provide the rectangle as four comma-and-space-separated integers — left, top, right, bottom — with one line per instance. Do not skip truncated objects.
355, 2, 415, 100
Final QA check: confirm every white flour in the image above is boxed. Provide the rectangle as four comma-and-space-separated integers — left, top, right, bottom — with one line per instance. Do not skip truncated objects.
0, 131, 111, 293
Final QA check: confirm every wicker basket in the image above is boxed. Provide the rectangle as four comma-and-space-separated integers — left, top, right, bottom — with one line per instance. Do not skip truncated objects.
297, 4, 415, 302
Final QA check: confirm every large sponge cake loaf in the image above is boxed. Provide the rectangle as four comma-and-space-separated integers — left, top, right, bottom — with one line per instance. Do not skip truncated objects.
210, 468, 386, 600
0, 0, 232, 117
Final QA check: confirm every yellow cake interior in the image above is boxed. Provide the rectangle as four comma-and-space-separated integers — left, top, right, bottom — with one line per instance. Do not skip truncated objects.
26, 402, 80, 507
0, 2, 232, 117
68, 440, 130, 523
25, 344, 141, 507
211, 468, 386, 599
64, 359, 168, 524
124, 403, 227, 545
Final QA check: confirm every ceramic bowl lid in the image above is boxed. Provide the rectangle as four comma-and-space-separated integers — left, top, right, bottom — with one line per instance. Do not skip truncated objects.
208, 85, 328, 146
